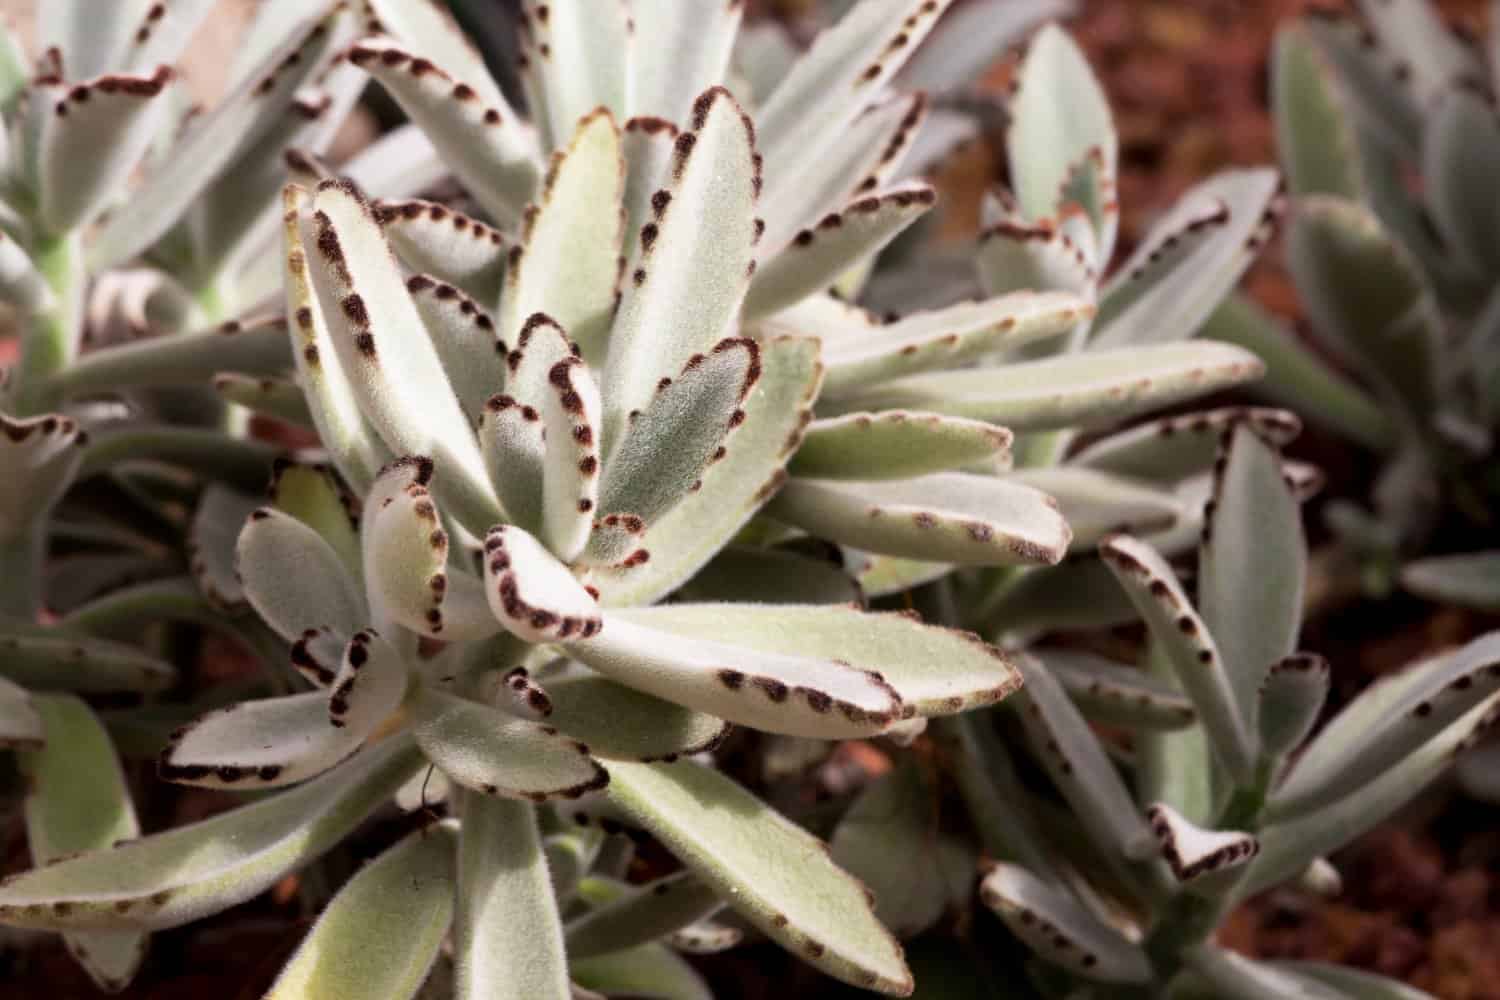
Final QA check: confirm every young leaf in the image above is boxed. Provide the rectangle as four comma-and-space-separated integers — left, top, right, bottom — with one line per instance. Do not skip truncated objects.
1401, 551, 1500, 610
0, 736, 422, 930
349, 38, 539, 228
482, 524, 602, 644
1099, 534, 1256, 780
0, 231, 50, 313
1009, 467, 1184, 550
768, 473, 1071, 566
792, 411, 1011, 481
595, 603, 1020, 722
0, 631, 175, 694
405, 275, 506, 422
601, 87, 759, 448
456, 794, 570, 1000
566, 872, 722, 958
848, 552, 953, 601
412, 689, 608, 803
326, 630, 410, 734
518, 0, 629, 151
607, 759, 913, 994
500, 110, 623, 367
22, 696, 147, 993
237, 506, 365, 641
477, 394, 546, 536
621, 116, 680, 246
376, 199, 506, 306
832, 341, 1264, 430
265, 824, 456, 1000
629, 0, 742, 124
1070, 406, 1301, 482
1258, 653, 1330, 759
977, 863, 1151, 985
1146, 803, 1258, 886
539, 356, 603, 562
542, 668, 730, 763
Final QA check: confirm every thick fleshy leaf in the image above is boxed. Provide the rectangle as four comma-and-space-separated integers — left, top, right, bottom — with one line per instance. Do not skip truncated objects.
568, 611, 902, 740
411, 689, 608, 801
620, 115, 680, 245
266, 824, 455, 1000
756, 0, 951, 215
1010, 467, 1183, 550
306, 179, 502, 531
188, 485, 260, 610
1036, 648, 1197, 730
0, 631, 174, 694
595, 603, 1020, 722
39, 0, 195, 80
846, 551, 952, 601
1401, 551, 1500, 610
363, 0, 505, 104
483, 524, 602, 644
326, 630, 410, 734
283, 185, 385, 492
517, 0, 629, 151
456, 794, 570, 1000
405, 275, 505, 422
1099, 534, 1255, 780
768, 473, 1070, 566
1070, 407, 1301, 482
237, 506, 365, 641
90, 10, 348, 270
212, 373, 313, 427
602, 87, 759, 447
1013, 654, 1155, 861
566, 872, 722, 959
1092, 169, 1282, 347
974, 216, 1099, 299
1146, 802, 1258, 886
1186, 947, 1347, 1000
1355, 0, 1483, 107
1006, 24, 1116, 223
1272, 962, 1438, 1000
744, 184, 936, 320
600, 337, 759, 531
55, 315, 291, 396
538, 356, 603, 561
35, 66, 173, 235
977, 863, 1151, 985
159, 691, 368, 790
594, 336, 822, 606
1270, 633, 1500, 819
607, 760, 912, 995
21, 696, 147, 994
478, 394, 546, 535
542, 668, 730, 763
0, 737, 421, 930
629, 0, 741, 124
1138, 639, 1216, 825
831, 757, 975, 938
500, 110, 623, 367
1244, 692, 1500, 898
792, 411, 1010, 481
572, 944, 711, 1000
1273, 25, 1364, 200
349, 38, 539, 227
0, 677, 43, 750
901, 0, 1070, 91
676, 545, 863, 606
818, 291, 1090, 395
832, 341, 1264, 430
981, 557, 1139, 637
268, 460, 362, 584
0, 413, 86, 543
1258, 653, 1329, 759
1287, 195, 1440, 419
376, 199, 506, 306
1201, 425, 1306, 727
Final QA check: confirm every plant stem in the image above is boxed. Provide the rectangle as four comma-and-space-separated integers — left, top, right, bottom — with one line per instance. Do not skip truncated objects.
12, 232, 83, 417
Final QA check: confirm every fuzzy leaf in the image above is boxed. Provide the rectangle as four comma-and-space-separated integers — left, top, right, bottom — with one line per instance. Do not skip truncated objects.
1402, 551, 1500, 610
482, 524, 601, 644
818, 291, 1089, 395
676, 545, 863, 606
832, 341, 1264, 430
1258, 654, 1330, 759
1006, 24, 1116, 223
745, 184, 936, 320
978, 863, 1151, 985
90, 10, 347, 270
620, 116, 680, 247
607, 759, 912, 994
478, 394, 546, 536
768, 473, 1070, 566
1071, 407, 1301, 482
538, 356, 603, 561
0, 631, 174, 694
901, 0, 1072, 92
602, 87, 759, 449
572, 944, 711, 1000
1036, 648, 1197, 730
456, 794, 570, 1000
268, 461, 362, 584
55, 315, 291, 396
501, 110, 623, 367
594, 336, 822, 606
0, 737, 421, 930
1100, 534, 1256, 780
1146, 802, 1258, 886
518, 0, 629, 152
847, 551, 953, 601
1273, 25, 1364, 200
566, 872, 722, 959
21, 695, 146, 993
1092, 169, 1282, 347
306, 180, 502, 531
1010, 467, 1183, 550
411, 689, 608, 801
237, 506, 365, 641
600, 337, 759, 531
982, 557, 1139, 637
189, 485, 261, 610
793, 411, 1011, 481
266, 824, 455, 1000
377, 200, 506, 306
1013, 654, 1155, 861
1138, 640, 1216, 825
1200, 425, 1306, 729
1270, 633, 1500, 819
326, 630, 410, 735
350, 38, 538, 227
974, 217, 1099, 299
405, 276, 505, 422
542, 668, 730, 763
592, 603, 1020, 724
362, 0, 505, 104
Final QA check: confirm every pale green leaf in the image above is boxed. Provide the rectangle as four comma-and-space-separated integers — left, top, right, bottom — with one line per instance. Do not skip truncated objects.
1186, 946, 1346, 1000
268, 460, 362, 587
566, 871, 722, 958
1070, 406, 1301, 482
1145, 802, 1258, 886
1258, 654, 1330, 760
1036, 648, 1197, 730
405, 275, 505, 423
482, 524, 602, 644
237, 506, 365, 641
0, 631, 175, 694
1273, 25, 1364, 200
376, 199, 506, 307
1272, 961, 1438, 1000
1402, 551, 1500, 610
0, 676, 43, 750
1009, 467, 1183, 550
477, 394, 546, 537
629, 0, 741, 124
1424, 87, 1500, 272
212, 373, 314, 428
540, 355, 603, 562
55, 314, 291, 397
675, 545, 863, 606
793, 411, 1011, 481
188, 485, 261, 610
542, 667, 730, 763
572, 943, 711, 1000
518, 0, 630, 152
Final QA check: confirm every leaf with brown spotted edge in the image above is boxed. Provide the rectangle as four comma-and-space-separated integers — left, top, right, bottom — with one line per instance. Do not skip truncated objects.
539, 356, 603, 562
516, 0, 630, 153
1069, 406, 1301, 483
539, 666, 730, 764
377, 199, 506, 306
405, 274, 506, 423
482, 524, 601, 645
1007, 467, 1184, 552
629, 0, 742, 126
188, 485, 261, 611
211, 373, 313, 428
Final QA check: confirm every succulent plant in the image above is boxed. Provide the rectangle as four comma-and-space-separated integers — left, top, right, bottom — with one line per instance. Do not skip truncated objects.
1204, 0, 1500, 607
